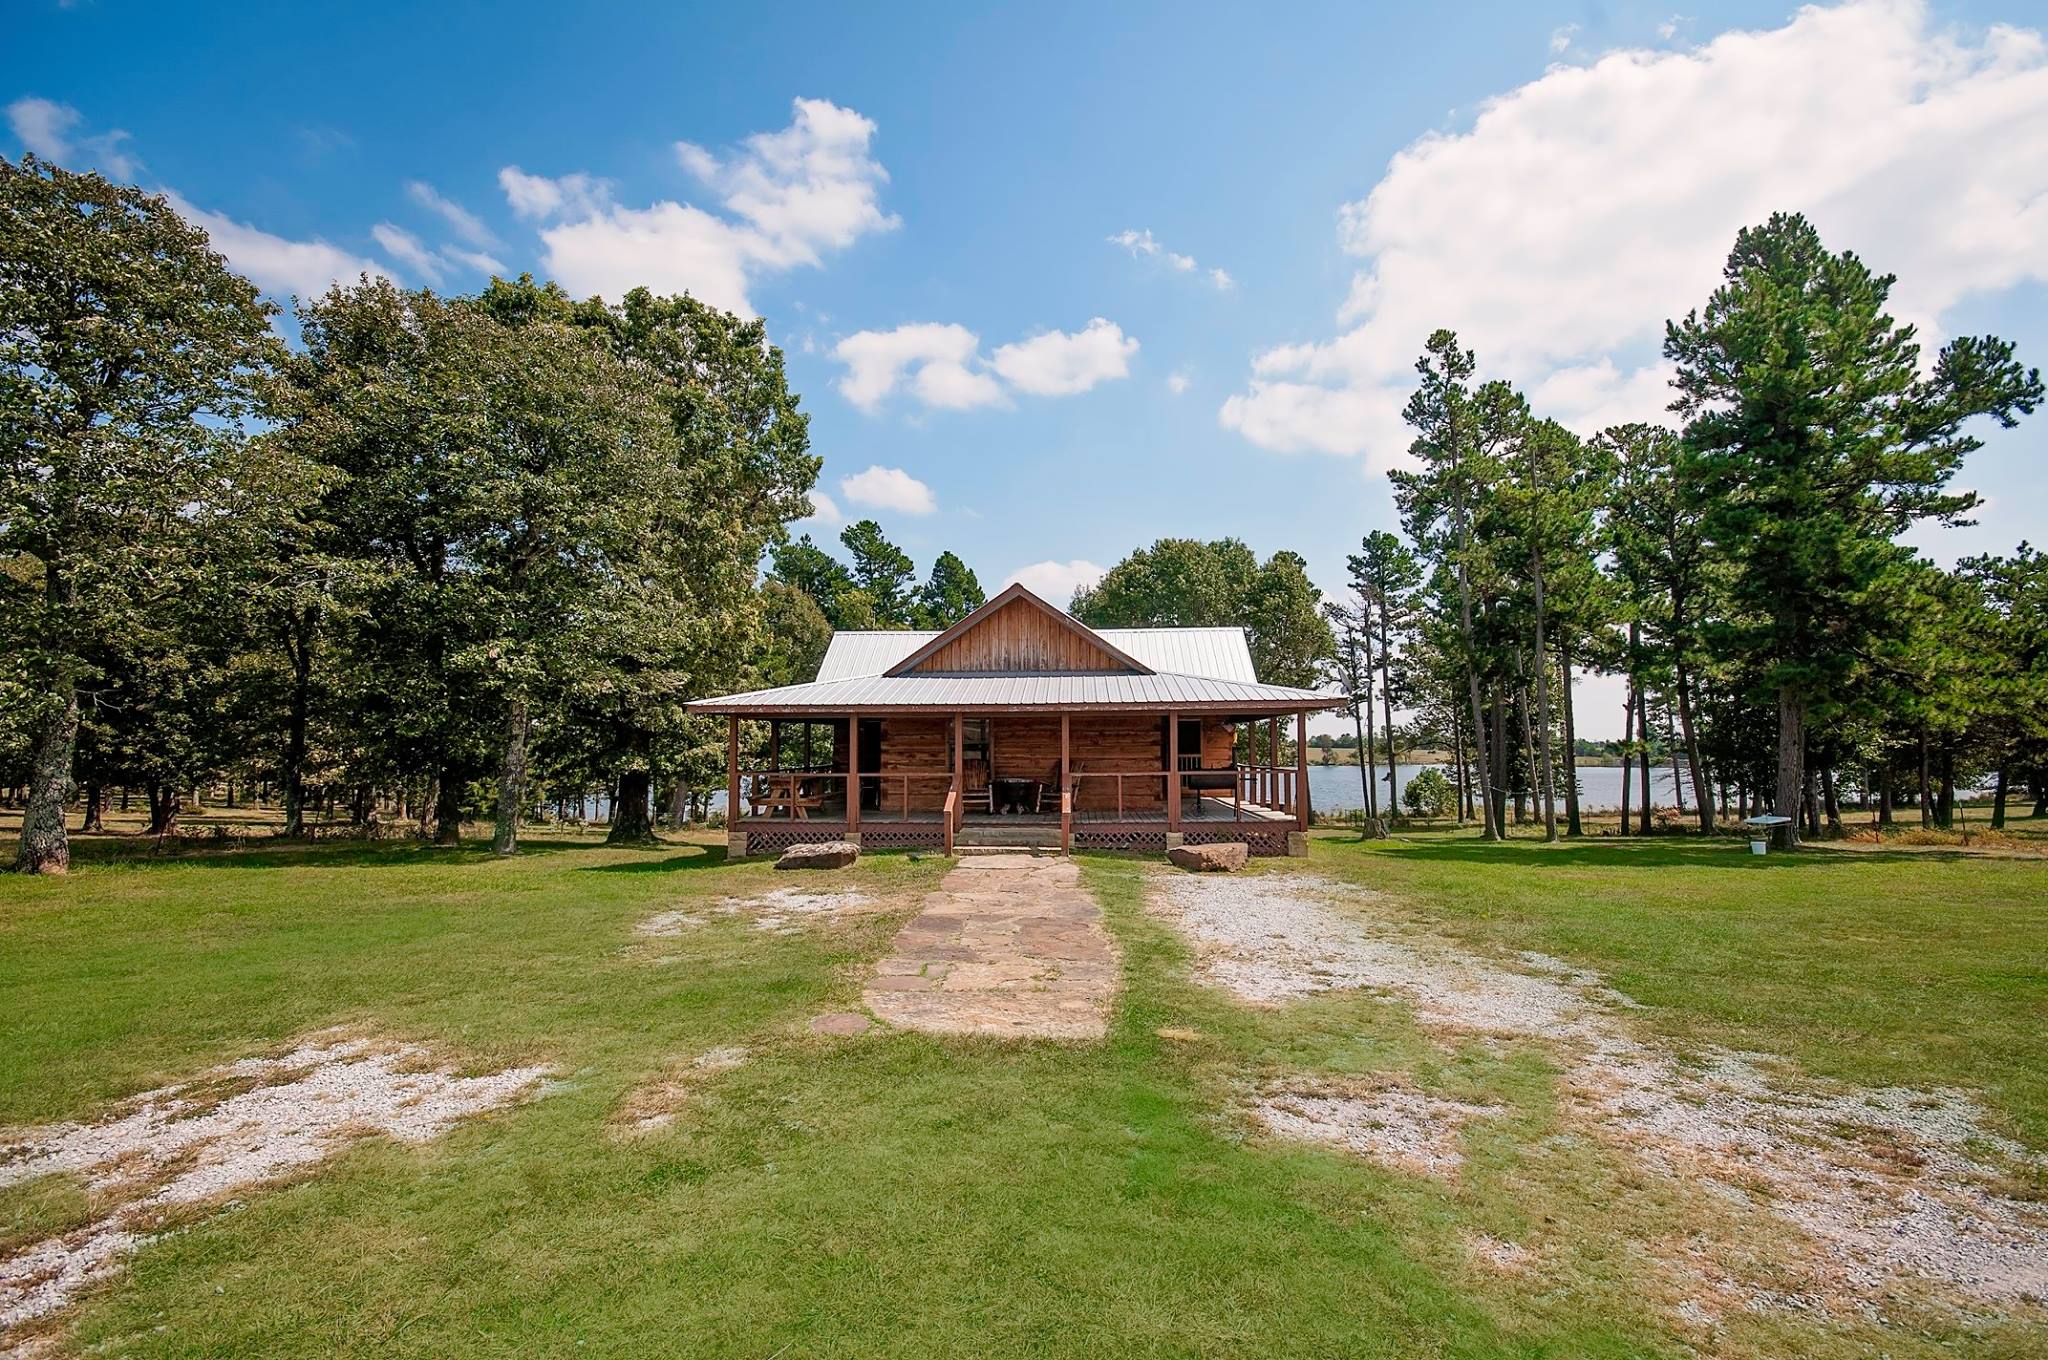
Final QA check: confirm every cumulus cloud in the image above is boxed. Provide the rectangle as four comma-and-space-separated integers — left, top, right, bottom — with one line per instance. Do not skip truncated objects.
405, 180, 499, 248
840, 465, 936, 515
7, 96, 137, 178
1004, 559, 1107, 607
833, 318, 1136, 412
506, 98, 895, 314
1167, 371, 1191, 395
989, 318, 1138, 396
166, 192, 388, 298
1221, 0, 2048, 463
1109, 227, 1235, 291
832, 323, 1006, 412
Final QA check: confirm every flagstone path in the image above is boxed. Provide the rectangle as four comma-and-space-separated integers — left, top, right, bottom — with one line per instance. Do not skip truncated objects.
861, 854, 1119, 1040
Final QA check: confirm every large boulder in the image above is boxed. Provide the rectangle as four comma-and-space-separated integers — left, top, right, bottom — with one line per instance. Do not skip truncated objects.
776, 840, 860, 870
1168, 841, 1247, 873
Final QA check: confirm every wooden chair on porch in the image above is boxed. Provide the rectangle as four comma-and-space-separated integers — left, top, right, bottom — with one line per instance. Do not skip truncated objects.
1033, 765, 1076, 814
961, 759, 994, 814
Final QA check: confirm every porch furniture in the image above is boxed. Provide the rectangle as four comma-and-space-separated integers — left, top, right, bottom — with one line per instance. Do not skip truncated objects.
748, 772, 825, 820
962, 760, 994, 814
993, 778, 1037, 815
1179, 763, 1238, 814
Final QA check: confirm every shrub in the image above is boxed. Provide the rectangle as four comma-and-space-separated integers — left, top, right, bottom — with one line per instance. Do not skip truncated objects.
1403, 766, 1457, 818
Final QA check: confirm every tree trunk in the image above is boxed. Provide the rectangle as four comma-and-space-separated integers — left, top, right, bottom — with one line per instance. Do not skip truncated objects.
433, 768, 464, 846
146, 780, 180, 839
14, 687, 79, 874
1673, 661, 1712, 834
493, 697, 529, 857
1531, 620, 1558, 844
607, 724, 657, 843
1619, 675, 1634, 838
282, 618, 313, 838
1451, 705, 1468, 824
1667, 707, 1687, 818
1774, 685, 1804, 848
1636, 686, 1653, 835
1917, 731, 1933, 830
1490, 692, 1510, 835
1821, 765, 1842, 835
1879, 758, 1894, 826
1360, 650, 1380, 821
1936, 746, 1956, 830
1992, 764, 2009, 830
1352, 696, 1371, 820
1558, 636, 1582, 837
82, 782, 105, 834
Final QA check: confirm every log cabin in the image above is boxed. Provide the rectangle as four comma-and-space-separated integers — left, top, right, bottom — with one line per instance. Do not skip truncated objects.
686, 583, 1345, 856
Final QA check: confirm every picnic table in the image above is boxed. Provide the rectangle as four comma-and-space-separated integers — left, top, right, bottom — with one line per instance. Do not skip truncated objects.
749, 772, 825, 820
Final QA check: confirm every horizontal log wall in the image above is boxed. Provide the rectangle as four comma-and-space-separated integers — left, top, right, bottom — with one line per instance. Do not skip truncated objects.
875, 715, 954, 811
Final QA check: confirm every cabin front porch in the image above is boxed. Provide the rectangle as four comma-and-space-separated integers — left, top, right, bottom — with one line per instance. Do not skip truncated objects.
723, 709, 1310, 857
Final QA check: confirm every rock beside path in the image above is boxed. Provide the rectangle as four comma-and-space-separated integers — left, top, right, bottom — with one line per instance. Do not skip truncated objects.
1168, 841, 1247, 872
776, 841, 859, 870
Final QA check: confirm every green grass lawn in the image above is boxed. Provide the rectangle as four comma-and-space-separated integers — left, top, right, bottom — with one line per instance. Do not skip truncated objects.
2, 826, 2045, 1358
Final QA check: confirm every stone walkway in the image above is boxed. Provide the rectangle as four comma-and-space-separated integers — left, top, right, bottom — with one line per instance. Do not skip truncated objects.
861, 855, 1119, 1040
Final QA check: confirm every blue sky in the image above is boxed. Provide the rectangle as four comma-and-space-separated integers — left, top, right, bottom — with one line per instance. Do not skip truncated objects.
8, 0, 2046, 737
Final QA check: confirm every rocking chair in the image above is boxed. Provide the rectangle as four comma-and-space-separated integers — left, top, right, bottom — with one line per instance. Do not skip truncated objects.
961, 759, 995, 815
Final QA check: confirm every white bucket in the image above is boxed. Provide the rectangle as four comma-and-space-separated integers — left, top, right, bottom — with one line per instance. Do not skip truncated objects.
1750, 839, 1768, 855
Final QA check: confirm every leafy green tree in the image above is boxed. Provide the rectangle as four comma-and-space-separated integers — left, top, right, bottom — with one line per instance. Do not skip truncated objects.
840, 520, 918, 627
1322, 600, 1377, 818
1074, 538, 1334, 686
1390, 332, 1512, 840
755, 579, 833, 687
1347, 530, 1422, 815
2, 156, 290, 873
1666, 213, 2040, 844
918, 550, 985, 627
768, 535, 857, 625
1404, 766, 1457, 817
1957, 544, 2048, 828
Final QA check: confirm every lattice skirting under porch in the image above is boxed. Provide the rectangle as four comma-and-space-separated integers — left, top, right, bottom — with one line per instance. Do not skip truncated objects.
1071, 828, 1169, 853
737, 822, 849, 854
856, 825, 948, 850
1182, 827, 1293, 857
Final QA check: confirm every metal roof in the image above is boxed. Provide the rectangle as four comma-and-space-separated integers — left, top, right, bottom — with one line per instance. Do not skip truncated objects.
686, 669, 1339, 714
816, 626, 1258, 683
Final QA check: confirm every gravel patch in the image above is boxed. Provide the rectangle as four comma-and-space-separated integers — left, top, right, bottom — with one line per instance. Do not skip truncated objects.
1251, 1085, 1501, 1180
0, 1034, 548, 1337
1153, 871, 2048, 1314
636, 887, 876, 939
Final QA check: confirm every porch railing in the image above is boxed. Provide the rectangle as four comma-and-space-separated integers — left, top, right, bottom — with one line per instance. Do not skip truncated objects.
735, 770, 958, 824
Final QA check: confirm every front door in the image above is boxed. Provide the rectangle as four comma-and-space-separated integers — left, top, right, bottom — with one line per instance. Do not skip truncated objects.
858, 719, 883, 810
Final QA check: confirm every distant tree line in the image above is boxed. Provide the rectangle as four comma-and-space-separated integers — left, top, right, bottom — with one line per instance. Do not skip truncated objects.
1320, 213, 2044, 844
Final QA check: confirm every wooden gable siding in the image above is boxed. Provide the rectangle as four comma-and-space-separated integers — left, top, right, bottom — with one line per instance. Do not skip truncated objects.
904, 598, 1134, 674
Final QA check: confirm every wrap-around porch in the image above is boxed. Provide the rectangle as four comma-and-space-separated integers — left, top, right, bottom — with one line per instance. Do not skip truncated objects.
724, 708, 1310, 856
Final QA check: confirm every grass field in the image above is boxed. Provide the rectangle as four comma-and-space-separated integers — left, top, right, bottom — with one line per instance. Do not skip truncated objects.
2, 822, 2045, 1357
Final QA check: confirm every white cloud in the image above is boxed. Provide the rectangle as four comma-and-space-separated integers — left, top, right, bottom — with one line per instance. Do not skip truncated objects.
497, 166, 612, 221
6, 96, 137, 178
989, 318, 1138, 396
166, 192, 388, 298
1167, 371, 1191, 395
840, 465, 936, 515
832, 322, 1005, 412
442, 245, 508, 276
1549, 24, 1579, 55
1221, 0, 2048, 462
371, 223, 447, 286
507, 98, 895, 314
405, 180, 499, 248
833, 318, 1136, 411
1108, 227, 1235, 291
1004, 559, 1107, 606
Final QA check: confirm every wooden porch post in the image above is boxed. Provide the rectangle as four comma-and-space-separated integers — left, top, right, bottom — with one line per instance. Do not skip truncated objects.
1167, 710, 1181, 831
769, 719, 780, 772
1060, 712, 1071, 855
845, 711, 860, 838
953, 712, 964, 833
1296, 709, 1310, 831
726, 716, 740, 836
1268, 716, 1280, 808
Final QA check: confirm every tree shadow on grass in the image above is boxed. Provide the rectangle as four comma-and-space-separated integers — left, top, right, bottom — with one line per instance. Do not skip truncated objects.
41, 832, 714, 874
1334, 829, 2037, 872
578, 844, 732, 874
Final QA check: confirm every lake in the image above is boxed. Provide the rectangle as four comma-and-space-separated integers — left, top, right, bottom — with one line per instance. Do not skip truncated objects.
1309, 761, 1697, 814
